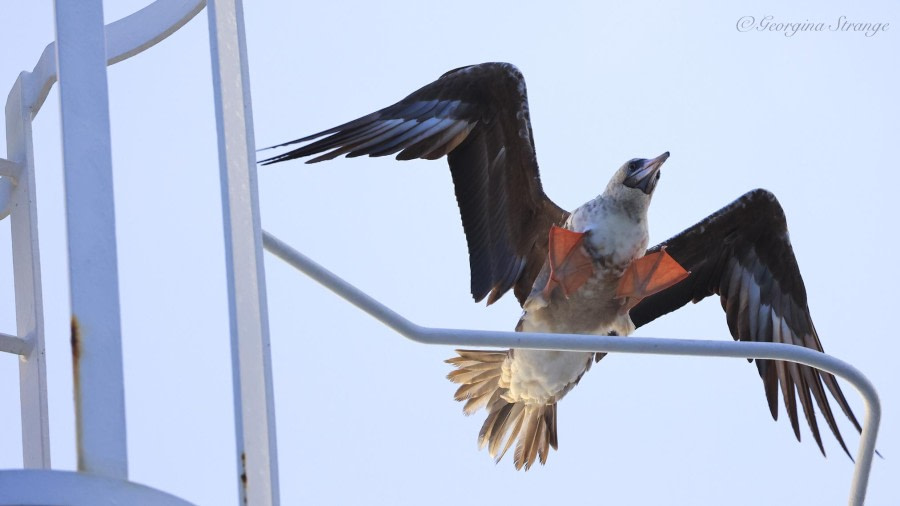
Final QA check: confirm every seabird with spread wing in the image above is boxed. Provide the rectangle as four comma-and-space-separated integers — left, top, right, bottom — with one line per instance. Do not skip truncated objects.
261, 62, 861, 470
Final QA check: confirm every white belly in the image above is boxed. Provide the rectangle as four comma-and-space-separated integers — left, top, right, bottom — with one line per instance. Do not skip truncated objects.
501, 348, 594, 404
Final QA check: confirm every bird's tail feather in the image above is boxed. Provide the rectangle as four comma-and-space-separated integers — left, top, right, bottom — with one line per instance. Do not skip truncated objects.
446, 349, 558, 470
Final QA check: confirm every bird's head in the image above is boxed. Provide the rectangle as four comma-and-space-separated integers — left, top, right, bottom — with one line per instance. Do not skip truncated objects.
604, 152, 669, 207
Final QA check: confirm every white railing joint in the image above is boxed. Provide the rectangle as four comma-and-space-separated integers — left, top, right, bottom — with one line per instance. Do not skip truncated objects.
0, 332, 31, 356
0, 157, 21, 182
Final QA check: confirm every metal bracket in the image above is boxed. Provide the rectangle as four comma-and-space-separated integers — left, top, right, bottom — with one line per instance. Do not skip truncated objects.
0, 158, 21, 220
0, 157, 21, 181
0, 332, 31, 356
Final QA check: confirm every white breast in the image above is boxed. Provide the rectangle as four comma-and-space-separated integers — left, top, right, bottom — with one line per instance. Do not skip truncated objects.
569, 200, 649, 268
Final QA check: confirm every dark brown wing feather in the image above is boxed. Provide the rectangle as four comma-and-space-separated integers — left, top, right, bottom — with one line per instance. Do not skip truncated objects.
630, 189, 862, 457
260, 62, 567, 305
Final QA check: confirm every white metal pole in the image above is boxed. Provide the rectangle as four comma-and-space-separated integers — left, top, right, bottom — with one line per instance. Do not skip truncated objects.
207, 1, 280, 504
53, 0, 129, 479
5, 76, 51, 468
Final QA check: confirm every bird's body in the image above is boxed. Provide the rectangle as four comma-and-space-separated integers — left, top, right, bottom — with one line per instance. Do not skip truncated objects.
516, 197, 652, 373
452, 169, 662, 467
522, 189, 653, 334
262, 62, 863, 470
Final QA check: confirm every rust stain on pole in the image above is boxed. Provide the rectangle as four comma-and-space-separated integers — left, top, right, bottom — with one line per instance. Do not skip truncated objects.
71, 315, 85, 470
70, 316, 80, 362
240, 450, 248, 504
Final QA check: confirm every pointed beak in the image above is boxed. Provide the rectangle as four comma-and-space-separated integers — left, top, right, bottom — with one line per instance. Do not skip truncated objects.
624, 151, 669, 194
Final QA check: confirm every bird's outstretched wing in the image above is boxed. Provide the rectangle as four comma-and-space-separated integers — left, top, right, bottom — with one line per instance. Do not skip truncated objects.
261, 62, 568, 305
629, 189, 861, 457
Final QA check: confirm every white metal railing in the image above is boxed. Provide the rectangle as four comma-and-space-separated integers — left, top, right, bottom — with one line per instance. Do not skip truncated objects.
261, 231, 881, 506
1, 0, 278, 505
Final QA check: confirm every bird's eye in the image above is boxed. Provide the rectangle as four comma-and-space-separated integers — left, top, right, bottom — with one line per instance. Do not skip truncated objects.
628, 160, 641, 171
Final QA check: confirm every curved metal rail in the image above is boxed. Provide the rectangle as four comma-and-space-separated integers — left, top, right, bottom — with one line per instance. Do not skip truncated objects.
262, 230, 881, 506
1, 0, 206, 220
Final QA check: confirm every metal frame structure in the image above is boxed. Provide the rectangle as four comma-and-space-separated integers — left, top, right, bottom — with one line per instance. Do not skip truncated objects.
0, 1, 882, 505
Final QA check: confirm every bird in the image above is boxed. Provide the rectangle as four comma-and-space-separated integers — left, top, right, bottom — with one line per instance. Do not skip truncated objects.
260, 62, 862, 470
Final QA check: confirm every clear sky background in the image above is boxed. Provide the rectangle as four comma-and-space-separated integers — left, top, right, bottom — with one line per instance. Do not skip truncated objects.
1, 1, 898, 504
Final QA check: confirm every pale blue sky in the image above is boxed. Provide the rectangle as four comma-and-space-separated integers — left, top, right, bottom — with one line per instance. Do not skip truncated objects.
1, 1, 898, 504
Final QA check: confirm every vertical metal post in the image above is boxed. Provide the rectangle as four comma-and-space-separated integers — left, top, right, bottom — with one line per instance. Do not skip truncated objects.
53, 0, 129, 479
207, 1, 280, 504
6, 76, 51, 469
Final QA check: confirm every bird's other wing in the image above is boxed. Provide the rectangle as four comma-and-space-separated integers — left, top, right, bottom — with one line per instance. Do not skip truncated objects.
629, 189, 861, 457
260, 62, 568, 305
